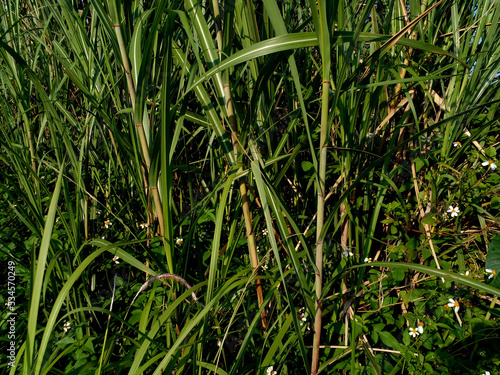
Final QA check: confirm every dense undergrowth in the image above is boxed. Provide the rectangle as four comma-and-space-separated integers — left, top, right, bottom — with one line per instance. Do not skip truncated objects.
1, 0, 500, 374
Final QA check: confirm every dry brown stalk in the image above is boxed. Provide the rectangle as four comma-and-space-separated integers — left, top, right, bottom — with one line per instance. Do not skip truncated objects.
130, 273, 201, 308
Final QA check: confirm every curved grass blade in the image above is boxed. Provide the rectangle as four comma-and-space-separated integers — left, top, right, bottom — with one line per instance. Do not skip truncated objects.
350, 261, 500, 297
25, 166, 64, 373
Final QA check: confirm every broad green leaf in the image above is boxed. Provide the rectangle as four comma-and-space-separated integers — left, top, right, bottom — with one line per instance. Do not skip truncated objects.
378, 331, 402, 351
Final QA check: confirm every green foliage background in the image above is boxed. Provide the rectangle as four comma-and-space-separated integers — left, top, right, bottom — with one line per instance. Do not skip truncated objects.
1, 0, 500, 374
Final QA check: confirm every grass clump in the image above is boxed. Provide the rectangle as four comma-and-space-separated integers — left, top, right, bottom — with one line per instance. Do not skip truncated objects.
1, 0, 500, 374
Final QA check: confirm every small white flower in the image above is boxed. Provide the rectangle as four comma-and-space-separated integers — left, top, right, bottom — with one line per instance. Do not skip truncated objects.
453, 141, 461, 148
482, 372, 490, 375
266, 366, 277, 375
63, 321, 71, 332
56, 217, 59, 222
364, 257, 372, 263
486, 269, 497, 280
97, 210, 101, 215
113, 255, 120, 264
447, 298, 459, 313
460, 271, 470, 277
409, 327, 419, 338
175, 237, 183, 246
140, 223, 148, 229
442, 212, 449, 220
262, 229, 268, 236
421, 133, 431, 143
102, 235, 106, 239
104, 220, 112, 228
482, 160, 497, 170
217, 338, 221, 347
299, 312, 307, 326
417, 322, 424, 334
262, 264, 268, 271
256, 246, 260, 253
366, 132, 374, 139
343, 248, 354, 257
447, 206, 460, 217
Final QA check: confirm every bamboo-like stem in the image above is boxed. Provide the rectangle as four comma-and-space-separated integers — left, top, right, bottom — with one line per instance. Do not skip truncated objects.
213, 0, 267, 328
311, 78, 330, 375
311, 0, 332, 370
211, 0, 223, 52
224, 82, 267, 329
240, 178, 267, 328
109, 4, 164, 236
113, 24, 136, 107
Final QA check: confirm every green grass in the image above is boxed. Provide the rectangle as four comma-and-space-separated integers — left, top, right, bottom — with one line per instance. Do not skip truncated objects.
1, 0, 500, 374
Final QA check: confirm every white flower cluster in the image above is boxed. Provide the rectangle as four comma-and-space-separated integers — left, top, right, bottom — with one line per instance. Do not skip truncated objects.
408, 324, 424, 338
447, 298, 459, 312
63, 321, 71, 332
343, 248, 354, 257
482, 160, 497, 170
447, 206, 460, 217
